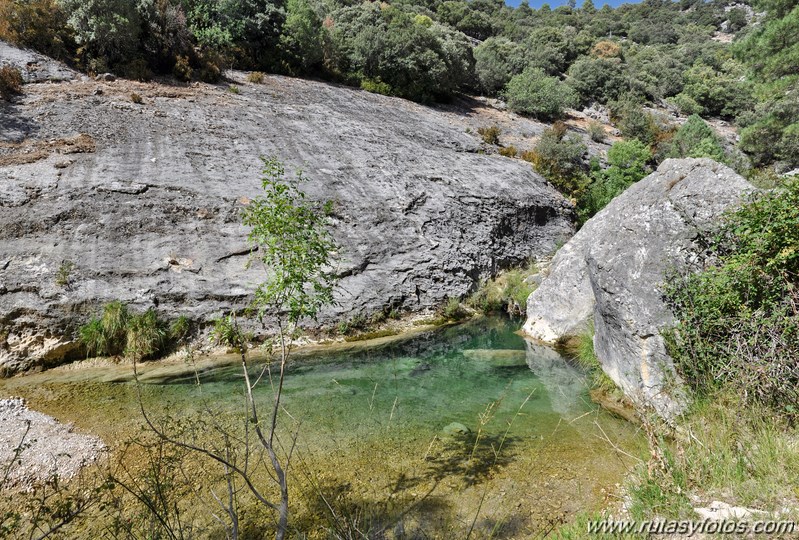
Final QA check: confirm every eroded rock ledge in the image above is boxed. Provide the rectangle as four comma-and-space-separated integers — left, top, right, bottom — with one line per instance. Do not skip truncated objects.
523, 158, 755, 417
0, 42, 574, 374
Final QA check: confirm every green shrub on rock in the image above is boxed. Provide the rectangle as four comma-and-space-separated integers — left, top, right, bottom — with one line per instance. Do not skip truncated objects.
504, 68, 576, 120
663, 180, 799, 419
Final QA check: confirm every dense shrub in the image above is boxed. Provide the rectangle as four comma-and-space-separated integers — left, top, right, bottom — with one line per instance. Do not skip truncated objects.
667, 93, 703, 116
528, 122, 587, 194
78, 301, 179, 360
616, 103, 660, 146
0, 65, 23, 101
0, 0, 75, 61
577, 139, 651, 223
667, 114, 726, 162
566, 56, 626, 105
680, 60, 753, 119
664, 180, 799, 419
477, 125, 501, 145
473, 36, 526, 95
503, 68, 576, 120
328, 3, 474, 102
587, 120, 606, 143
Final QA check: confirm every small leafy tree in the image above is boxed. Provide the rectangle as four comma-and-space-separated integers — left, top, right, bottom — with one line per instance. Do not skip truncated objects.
135, 157, 337, 540
503, 67, 576, 120
578, 139, 651, 223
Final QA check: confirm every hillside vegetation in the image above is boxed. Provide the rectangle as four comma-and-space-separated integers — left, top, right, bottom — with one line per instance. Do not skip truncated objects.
2, 0, 796, 223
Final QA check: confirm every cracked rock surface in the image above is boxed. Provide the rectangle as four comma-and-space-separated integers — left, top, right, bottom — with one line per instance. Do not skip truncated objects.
523, 158, 755, 417
0, 43, 573, 373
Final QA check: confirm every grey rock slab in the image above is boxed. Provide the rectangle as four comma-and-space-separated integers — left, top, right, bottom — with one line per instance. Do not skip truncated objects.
0, 54, 573, 373
523, 158, 755, 416
0, 40, 78, 83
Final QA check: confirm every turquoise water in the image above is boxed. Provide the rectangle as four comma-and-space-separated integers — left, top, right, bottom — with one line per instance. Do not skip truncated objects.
1, 317, 644, 537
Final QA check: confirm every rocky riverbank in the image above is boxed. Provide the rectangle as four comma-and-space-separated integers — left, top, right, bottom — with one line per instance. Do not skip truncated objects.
0, 397, 105, 488
0, 40, 575, 375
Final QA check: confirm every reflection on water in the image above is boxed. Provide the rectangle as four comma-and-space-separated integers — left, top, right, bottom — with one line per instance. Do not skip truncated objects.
0, 316, 644, 538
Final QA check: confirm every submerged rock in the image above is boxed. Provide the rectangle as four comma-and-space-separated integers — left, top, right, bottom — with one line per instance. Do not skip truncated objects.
461, 348, 527, 367
523, 159, 755, 417
0, 42, 573, 374
441, 422, 471, 438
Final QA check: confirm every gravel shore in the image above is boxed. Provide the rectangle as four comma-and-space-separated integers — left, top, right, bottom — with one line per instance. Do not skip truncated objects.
0, 398, 105, 488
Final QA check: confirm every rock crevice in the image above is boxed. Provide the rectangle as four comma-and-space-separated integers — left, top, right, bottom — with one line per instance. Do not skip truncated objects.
523, 158, 755, 416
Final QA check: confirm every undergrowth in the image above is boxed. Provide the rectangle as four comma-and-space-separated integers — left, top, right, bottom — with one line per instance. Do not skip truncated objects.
468, 259, 538, 317
78, 301, 190, 360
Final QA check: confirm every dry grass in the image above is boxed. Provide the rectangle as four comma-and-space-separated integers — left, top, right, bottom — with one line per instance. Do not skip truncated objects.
0, 133, 96, 167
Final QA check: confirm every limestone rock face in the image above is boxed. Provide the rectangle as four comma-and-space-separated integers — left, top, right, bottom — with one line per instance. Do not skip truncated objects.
0, 43, 573, 373
523, 159, 755, 416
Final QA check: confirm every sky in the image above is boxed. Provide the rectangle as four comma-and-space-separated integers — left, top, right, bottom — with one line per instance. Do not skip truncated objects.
505, 0, 641, 8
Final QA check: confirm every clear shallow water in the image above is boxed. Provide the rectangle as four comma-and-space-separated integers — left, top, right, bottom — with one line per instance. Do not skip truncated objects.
1, 317, 645, 537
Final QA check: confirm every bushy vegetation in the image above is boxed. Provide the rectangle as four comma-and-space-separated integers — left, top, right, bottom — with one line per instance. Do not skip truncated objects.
0, 65, 23, 101
78, 301, 188, 360
0, 0, 794, 171
504, 67, 576, 120
578, 138, 651, 223
664, 180, 799, 419
526, 122, 587, 194
468, 259, 538, 317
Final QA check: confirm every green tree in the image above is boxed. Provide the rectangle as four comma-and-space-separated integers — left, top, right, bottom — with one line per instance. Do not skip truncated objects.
504, 67, 576, 120
279, 0, 324, 72
667, 114, 726, 162
134, 157, 337, 539
473, 36, 525, 95
578, 139, 651, 223
527, 123, 587, 194
59, 0, 141, 66
567, 56, 626, 105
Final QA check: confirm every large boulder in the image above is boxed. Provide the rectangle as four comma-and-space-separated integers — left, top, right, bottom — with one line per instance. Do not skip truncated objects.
523, 159, 755, 417
0, 52, 573, 374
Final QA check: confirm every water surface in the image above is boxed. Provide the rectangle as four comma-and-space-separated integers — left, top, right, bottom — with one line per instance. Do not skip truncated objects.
1, 317, 644, 538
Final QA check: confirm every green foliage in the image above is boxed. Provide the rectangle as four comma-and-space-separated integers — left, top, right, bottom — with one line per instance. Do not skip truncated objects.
735, 3, 799, 80
79, 301, 127, 357
528, 123, 588, 195
616, 103, 659, 146
59, 0, 142, 66
468, 261, 539, 316
169, 315, 191, 342
737, 84, 799, 168
78, 302, 175, 360
473, 36, 525, 95
566, 56, 626, 105
0, 0, 76, 61
667, 92, 703, 116
667, 114, 725, 161
577, 139, 651, 223
279, 0, 324, 73
587, 120, 606, 143
328, 3, 473, 102
503, 68, 576, 120
241, 156, 336, 326
209, 313, 250, 350
125, 309, 167, 360
440, 297, 469, 321
0, 65, 23, 101
663, 180, 799, 419
360, 78, 392, 96
680, 59, 753, 119
55, 260, 75, 288
477, 125, 501, 145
